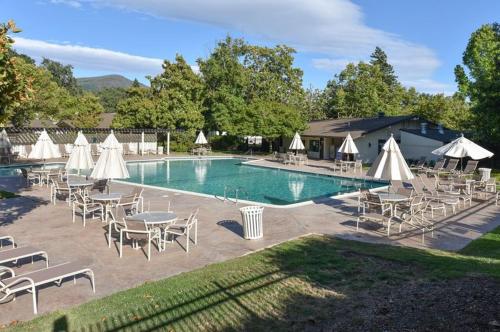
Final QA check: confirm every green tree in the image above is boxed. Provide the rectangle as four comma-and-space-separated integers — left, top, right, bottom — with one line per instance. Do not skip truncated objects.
113, 85, 155, 128
303, 87, 327, 121
62, 93, 104, 128
41, 58, 80, 95
413, 93, 471, 130
96, 87, 128, 113
0, 20, 32, 124
455, 23, 500, 142
370, 46, 398, 87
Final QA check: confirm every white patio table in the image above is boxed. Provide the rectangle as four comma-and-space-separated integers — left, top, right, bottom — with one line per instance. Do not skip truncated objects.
128, 211, 177, 251
91, 192, 123, 222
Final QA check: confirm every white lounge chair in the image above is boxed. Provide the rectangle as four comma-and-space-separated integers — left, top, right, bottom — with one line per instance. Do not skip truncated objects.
0, 236, 15, 250
0, 246, 48, 268
0, 262, 95, 314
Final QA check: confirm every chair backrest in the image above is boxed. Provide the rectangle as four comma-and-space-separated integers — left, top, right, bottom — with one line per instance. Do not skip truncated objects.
396, 187, 413, 197
433, 159, 445, 170
119, 194, 136, 205
74, 192, 86, 205
418, 174, 435, 191
416, 157, 426, 167
184, 208, 199, 229
463, 160, 478, 173
92, 179, 107, 192
57, 180, 69, 190
123, 217, 148, 232
409, 195, 425, 212
444, 159, 458, 171
20, 168, 28, 179
131, 187, 144, 198
407, 180, 424, 195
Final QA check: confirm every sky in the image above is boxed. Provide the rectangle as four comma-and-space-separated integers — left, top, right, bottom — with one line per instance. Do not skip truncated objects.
2, 0, 499, 94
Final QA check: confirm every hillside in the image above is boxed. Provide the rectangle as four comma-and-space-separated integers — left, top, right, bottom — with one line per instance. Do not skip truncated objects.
76, 74, 145, 91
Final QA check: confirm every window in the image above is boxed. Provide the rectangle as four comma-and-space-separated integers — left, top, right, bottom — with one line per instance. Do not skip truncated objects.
309, 140, 320, 152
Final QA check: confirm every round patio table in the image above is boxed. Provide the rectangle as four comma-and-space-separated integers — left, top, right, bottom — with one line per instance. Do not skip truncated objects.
377, 193, 409, 202
31, 169, 52, 187
91, 193, 123, 222
129, 211, 178, 251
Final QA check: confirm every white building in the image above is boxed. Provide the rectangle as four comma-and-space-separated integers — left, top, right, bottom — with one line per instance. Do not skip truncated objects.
281, 114, 461, 163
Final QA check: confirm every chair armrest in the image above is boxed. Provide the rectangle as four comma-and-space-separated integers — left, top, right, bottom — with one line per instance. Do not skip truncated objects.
0, 266, 15, 279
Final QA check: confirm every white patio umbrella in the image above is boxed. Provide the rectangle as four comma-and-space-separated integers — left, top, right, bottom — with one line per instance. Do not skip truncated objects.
0, 129, 12, 154
289, 132, 305, 154
28, 129, 61, 161
195, 131, 208, 145
432, 134, 493, 164
338, 132, 359, 160
65, 131, 93, 175
90, 130, 129, 180
367, 134, 414, 181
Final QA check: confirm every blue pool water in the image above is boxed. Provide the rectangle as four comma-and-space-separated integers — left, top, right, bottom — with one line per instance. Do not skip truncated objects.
124, 158, 386, 206
0, 164, 65, 177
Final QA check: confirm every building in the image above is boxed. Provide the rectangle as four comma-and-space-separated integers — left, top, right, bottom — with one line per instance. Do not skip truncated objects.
282, 114, 461, 163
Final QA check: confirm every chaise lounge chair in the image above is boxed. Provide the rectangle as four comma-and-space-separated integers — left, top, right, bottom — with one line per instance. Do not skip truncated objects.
0, 262, 95, 314
0, 246, 49, 268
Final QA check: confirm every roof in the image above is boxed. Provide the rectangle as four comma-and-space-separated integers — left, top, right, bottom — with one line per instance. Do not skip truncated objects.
400, 128, 461, 143
303, 115, 416, 139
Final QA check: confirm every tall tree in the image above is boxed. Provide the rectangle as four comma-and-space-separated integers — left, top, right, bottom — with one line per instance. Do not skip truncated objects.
96, 87, 128, 113
370, 47, 398, 87
454, 23, 500, 142
41, 58, 80, 95
0, 20, 32, 124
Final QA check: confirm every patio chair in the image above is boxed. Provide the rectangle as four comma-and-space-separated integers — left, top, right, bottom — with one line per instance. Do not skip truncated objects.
354, 159, 363, 173
123, 144, 132, 155
406, 180, 447, 218
52, 180, 72, 205
395, 195, 433, 243
163, 208, 199, 253
0, 262, 95, 314
20, 168, 40, 187
129, 187, 144, 212
91, 144, 99, 156
472, 178, 497, 201
119, 217, 162, 261
58, 144, 68, 158
421, 159, 445, 175
72, 193, 104, 227
439, 158, 459, 175
452, 160, 478, 178
410, 157, 426, 170
0, 235, 15, 250
357, 188, 371, 212
357, 193, 393, 236
88, 179, 108, 195
114, 194, 138, 219
418, 175, 462, 213
432, 175, 472, 208
283, 153, 293, 165
0, 246, 49, 268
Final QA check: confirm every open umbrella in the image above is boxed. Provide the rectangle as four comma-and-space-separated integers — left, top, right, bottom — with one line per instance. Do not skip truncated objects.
289, 132, 305, 154
90, 130, 129, 181
432, 134, 493, 169
66, 131, 93, 175
338, 132, 358, 161
195, 131, 208, 145
28, 129, 61, 161
367, 134, 414, 181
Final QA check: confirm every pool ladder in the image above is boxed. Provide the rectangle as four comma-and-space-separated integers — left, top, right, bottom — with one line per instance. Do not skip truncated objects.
222, 186, 249, 204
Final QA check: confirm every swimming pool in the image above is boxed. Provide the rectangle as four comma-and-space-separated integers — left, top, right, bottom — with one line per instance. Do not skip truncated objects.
123, 158, 387, 206
0, 163, 65, 177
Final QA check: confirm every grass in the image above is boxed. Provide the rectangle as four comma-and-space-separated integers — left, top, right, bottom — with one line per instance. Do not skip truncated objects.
460, 226, 500, 260
0, 190, 17, 199
3, 233, 499, 332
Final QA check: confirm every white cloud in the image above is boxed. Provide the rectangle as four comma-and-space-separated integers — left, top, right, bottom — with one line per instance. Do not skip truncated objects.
14, 37, 164, 74
83, 0, 449, 92
50, 0, 82, 8
311, 58, 350, 71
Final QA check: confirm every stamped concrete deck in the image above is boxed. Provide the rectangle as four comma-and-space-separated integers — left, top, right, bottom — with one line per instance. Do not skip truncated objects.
0, 156, 499, 324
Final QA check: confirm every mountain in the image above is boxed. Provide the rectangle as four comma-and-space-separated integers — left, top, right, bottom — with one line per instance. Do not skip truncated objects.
76, 74, 145, 91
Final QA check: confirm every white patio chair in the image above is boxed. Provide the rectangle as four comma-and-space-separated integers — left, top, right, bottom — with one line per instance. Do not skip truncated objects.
163, 208, 199, 253
357, 192, 393, 236
119, 217, 162, 261
72, 193, 104, 227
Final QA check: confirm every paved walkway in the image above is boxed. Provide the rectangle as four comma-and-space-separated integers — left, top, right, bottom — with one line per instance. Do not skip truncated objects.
0, 156, 498, 324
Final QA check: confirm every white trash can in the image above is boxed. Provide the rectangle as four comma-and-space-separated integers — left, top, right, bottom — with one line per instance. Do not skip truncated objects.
478, 168, 491, 181
240, 206, 264, 240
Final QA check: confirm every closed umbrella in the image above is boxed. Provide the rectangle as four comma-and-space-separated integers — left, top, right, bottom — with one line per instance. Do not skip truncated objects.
0, 129, 12, 155
289, 132, 305, 154
432, 134, 493, 168
338, 132, 359, 161
195, 131, 208, 145
90, 131, 129, 180
28, 129, 61, 161
66, 131, 93, 175
367, 134, 414, 181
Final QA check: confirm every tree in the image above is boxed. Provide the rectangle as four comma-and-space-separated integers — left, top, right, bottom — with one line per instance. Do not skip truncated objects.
455, 23, 500, 142
413, 93, 471, 130
0, 20, 32, 124
370, 47, 398, 87
41, 58, 80, 95
198, 36, 306, 136
61, 93, 104, 128
303, 87, 327, 121
96, 87, 128, 113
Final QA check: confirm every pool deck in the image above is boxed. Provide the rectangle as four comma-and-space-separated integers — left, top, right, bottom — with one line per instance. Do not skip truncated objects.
0, 155, 499, 324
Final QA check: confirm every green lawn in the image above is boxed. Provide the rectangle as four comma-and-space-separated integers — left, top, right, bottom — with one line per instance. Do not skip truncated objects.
3, 234, 500, 331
